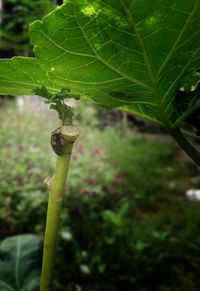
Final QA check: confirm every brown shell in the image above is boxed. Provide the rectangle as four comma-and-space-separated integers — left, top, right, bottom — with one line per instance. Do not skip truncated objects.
51, 128, 64, 155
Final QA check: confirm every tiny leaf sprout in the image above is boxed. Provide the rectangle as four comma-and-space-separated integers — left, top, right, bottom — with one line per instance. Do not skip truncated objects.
34, 86, 80, 155
33, 86, 80, 125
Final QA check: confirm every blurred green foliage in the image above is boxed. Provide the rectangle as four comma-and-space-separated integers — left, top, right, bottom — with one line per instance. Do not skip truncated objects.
0, 0, 54, 53
0, 101, 200, 290
0, 234, 42, 291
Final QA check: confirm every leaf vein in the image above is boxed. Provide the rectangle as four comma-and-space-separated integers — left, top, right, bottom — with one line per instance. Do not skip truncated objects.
73, 0, 150, 90
40, 30, 96, 58
162, 45, 200, 103
156, 0, 200, 78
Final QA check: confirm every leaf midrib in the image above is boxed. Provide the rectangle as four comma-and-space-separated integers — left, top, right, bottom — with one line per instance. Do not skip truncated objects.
15, 236, 20, 290
120, 0, 157, 89
120, 0, 164, 119
72, 0, 150, 90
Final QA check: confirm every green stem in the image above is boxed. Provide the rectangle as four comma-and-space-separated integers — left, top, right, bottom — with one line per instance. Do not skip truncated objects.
170, 128, 200, 166
181, 128, 200, 140
40, 125, 79, 291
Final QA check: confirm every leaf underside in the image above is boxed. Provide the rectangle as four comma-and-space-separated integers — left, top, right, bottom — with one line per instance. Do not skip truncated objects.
0, 0, 200, 128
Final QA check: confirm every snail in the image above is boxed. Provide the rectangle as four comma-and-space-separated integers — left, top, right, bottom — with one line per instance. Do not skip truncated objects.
51, 128, 65, 155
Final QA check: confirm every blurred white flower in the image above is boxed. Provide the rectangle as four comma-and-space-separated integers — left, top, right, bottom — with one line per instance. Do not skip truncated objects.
185, 189, 200, 201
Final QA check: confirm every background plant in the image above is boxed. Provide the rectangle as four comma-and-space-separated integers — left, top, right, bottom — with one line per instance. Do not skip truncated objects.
0, 234, 42, 291
1, 101, 200, 290
0, 0, 54, 55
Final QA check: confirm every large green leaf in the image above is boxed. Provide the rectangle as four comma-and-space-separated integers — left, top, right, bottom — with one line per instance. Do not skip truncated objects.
0, 57, 60, 96
0, 234, 42, 291
0, 0, 200, 127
